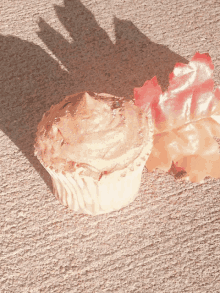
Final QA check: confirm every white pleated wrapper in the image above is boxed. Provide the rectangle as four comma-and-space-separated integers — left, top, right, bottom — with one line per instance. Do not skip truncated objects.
39, 113, 154, 216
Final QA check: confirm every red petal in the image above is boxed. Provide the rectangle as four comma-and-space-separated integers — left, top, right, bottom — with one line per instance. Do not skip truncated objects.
215, 87, 220, 99
191, 52, 214, 70
154, 52, 215, 132
134, 76, 162, 110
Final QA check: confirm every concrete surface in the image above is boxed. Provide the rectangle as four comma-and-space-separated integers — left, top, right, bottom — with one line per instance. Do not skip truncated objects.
0, 0, 220, 292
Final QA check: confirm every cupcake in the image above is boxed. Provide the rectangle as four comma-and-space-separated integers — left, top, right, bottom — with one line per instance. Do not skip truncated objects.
34, 92, 154, 215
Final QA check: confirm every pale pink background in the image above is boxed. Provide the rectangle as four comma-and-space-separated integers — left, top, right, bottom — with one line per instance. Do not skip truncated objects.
1, 0, 220, 292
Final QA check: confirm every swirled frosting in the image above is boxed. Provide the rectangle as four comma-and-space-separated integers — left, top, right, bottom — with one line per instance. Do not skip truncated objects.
34, 92, 152, 179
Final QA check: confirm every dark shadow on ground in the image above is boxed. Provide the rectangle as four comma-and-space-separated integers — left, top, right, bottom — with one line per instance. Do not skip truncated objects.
0, 0, 188, 192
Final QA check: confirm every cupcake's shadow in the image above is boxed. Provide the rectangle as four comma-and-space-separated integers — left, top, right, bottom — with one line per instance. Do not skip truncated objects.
0, 0, 188, 194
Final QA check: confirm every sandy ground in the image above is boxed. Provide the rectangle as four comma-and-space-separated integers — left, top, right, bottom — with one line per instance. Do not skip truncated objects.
1, 0, 220, 292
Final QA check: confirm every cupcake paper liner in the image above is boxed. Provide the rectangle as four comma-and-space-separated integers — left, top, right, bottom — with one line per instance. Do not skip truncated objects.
36, 111, 154, 215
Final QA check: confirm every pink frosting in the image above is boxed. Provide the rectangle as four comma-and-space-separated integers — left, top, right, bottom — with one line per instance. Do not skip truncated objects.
34, 92, 151, 177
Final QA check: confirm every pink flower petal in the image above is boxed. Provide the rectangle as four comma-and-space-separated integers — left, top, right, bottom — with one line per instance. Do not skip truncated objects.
134, 76, 162, 110
135, 52, 220, 182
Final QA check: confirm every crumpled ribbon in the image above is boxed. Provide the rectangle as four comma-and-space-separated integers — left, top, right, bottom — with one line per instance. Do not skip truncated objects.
134, 52, 220, 182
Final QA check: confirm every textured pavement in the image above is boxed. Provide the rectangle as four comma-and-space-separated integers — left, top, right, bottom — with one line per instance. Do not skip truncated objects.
1, 0, 220, 292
